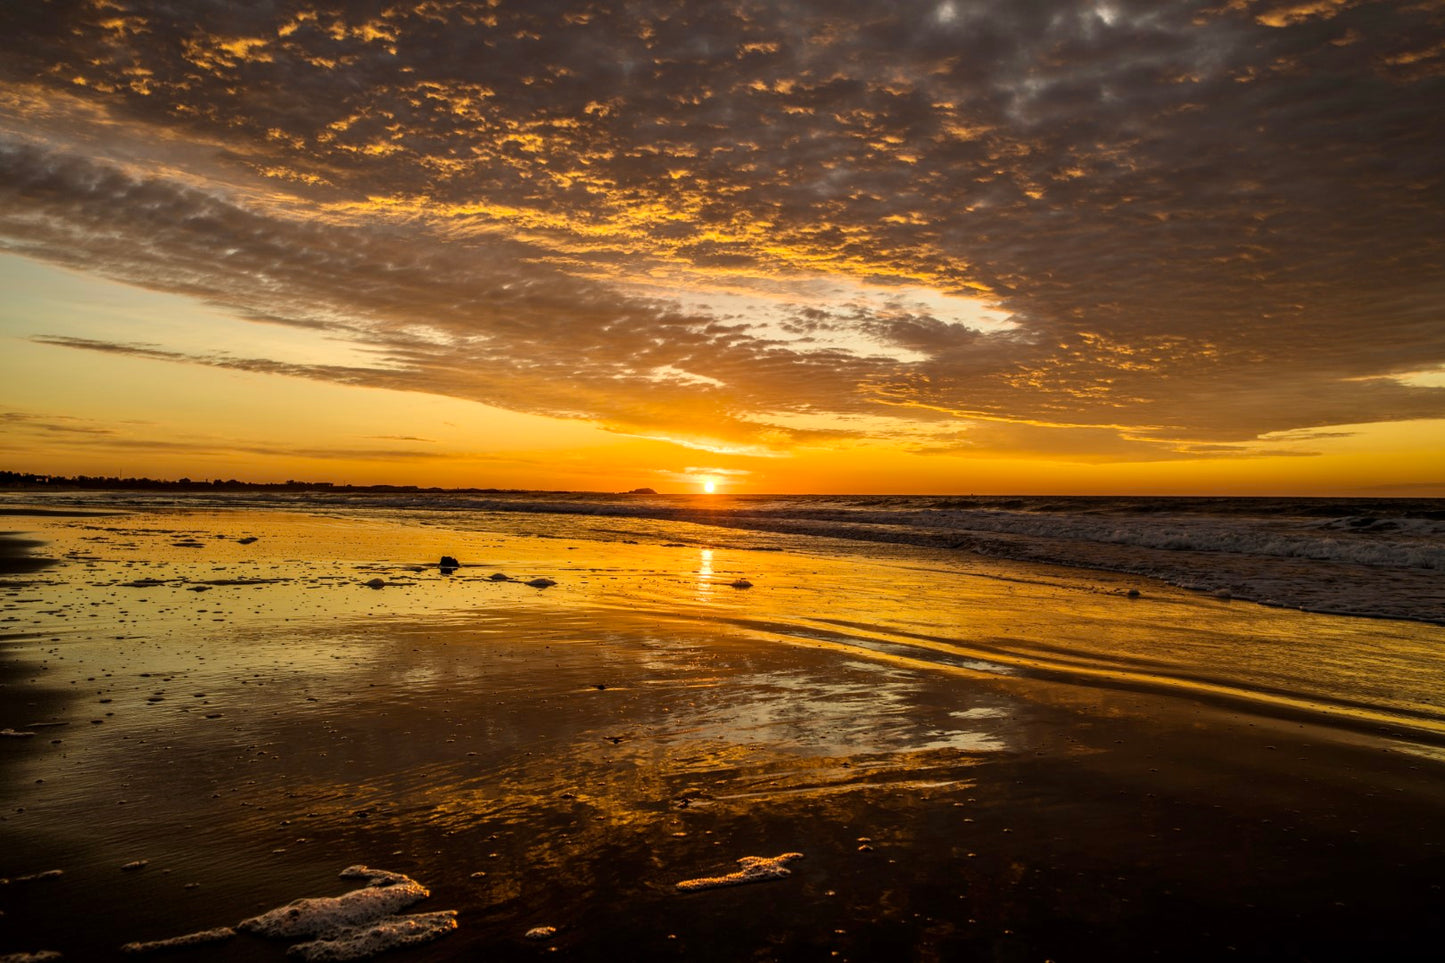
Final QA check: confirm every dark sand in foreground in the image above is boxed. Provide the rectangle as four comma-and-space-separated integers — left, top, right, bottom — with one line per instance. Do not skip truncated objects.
2, 509, 1443, 961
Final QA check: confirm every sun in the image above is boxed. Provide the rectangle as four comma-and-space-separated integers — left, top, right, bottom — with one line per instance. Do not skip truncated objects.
702, 478, 717, 494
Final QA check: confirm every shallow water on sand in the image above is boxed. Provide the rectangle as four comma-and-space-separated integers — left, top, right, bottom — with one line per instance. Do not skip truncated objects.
2, 508, 1444, 960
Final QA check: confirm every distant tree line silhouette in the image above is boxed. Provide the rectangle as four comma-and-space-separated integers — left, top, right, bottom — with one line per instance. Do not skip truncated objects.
0, 471, 656, 496
0, 471, 335, 490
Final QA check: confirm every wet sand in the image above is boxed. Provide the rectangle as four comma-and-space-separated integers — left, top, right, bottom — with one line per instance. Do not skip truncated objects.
0, 534, 58, 577
2, 508, 1444, 961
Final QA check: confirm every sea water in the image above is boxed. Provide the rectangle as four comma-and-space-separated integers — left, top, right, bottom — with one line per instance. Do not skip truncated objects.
8, 490, 1440, 623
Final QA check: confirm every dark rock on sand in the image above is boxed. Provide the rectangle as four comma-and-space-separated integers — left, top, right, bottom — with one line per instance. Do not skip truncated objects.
438, 556, 460, 571
526, 578, 557, 589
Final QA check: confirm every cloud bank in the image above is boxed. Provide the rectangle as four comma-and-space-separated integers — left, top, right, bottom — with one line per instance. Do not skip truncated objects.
1, 0, 1441, 460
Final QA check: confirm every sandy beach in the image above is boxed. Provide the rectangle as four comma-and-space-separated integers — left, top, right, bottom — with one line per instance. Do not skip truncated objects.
3, 504, 1444, 961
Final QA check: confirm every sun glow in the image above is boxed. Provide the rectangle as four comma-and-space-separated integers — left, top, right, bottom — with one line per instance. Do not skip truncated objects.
703, 478, 717, 494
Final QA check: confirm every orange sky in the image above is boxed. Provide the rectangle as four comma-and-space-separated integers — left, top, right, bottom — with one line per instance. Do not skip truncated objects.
0, 1, 1442, 495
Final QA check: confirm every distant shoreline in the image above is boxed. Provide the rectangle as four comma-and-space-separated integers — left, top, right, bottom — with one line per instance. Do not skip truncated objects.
0, 471, 658, 496
3, 472, 1442, 501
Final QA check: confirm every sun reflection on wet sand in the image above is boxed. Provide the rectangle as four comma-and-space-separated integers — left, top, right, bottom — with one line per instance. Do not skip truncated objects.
695, 547, 713, 602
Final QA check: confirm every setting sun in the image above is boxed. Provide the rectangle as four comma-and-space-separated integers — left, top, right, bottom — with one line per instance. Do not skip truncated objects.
703, 478, 717, 494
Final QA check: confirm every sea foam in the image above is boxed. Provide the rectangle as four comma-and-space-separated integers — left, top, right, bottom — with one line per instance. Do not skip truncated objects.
286, 912, 458, 962
239, 866, 429, 938
675, 852, 804, 892
114, 865, 461, 961
120, 927, 236, 954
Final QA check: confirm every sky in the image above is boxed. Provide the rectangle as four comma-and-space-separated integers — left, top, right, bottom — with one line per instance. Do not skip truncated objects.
0, 0, 1442, 495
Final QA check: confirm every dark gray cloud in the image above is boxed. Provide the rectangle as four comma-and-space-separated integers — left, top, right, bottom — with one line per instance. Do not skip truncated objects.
0, 0, 1441, 459
0, 407, 466, 462
2, 411, 117, 436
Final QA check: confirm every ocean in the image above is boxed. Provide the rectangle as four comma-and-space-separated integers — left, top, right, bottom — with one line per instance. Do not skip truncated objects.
9, 489, 1441, 623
